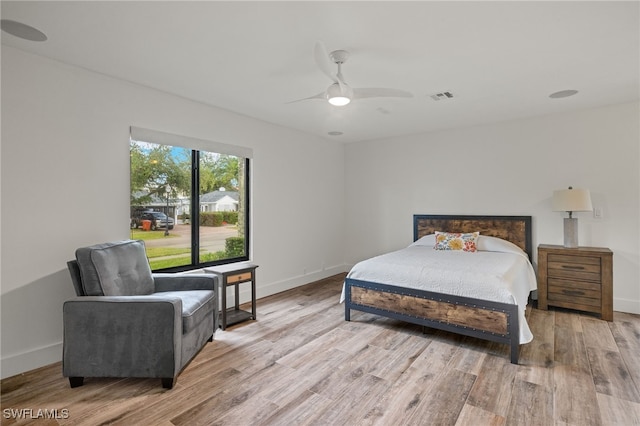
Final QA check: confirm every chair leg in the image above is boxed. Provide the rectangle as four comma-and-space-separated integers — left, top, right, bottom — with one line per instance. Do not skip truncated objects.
69, 377, 84, 388
208, 335, 214, 342
161, 377, 175, 389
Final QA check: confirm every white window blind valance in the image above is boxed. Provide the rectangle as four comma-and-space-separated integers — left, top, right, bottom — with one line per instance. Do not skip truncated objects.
130, 126, 253, 159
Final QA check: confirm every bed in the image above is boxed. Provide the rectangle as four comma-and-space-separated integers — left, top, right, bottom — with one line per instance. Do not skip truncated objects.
342, 214, 536, 364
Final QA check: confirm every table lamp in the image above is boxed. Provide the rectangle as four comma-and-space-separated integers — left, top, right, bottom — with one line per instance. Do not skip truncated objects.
552, 186, 593, 248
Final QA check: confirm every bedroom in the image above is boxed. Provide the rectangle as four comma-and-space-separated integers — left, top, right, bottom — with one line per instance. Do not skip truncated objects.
1, 1, 639, 424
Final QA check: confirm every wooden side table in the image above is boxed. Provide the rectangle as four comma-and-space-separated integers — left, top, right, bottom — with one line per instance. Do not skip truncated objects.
537, 244, 613, 321
205, 262, 258, 330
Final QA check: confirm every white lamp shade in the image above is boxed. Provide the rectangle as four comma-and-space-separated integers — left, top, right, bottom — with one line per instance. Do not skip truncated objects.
552, 188, 593, 212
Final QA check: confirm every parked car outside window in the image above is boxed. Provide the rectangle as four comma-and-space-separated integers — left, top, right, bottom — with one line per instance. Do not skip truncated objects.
131, 211, 174, 230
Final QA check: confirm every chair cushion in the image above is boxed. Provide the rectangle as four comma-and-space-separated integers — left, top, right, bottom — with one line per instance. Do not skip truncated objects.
76, 240, 154, 296
156, 290, 216, 334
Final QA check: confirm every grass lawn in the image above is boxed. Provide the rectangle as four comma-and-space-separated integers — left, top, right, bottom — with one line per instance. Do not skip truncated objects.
130, 229, 189, 268
130, 230, 180, 241
130, 227, 233, 270
150, 255, 191, 270
146, 247, 191, 258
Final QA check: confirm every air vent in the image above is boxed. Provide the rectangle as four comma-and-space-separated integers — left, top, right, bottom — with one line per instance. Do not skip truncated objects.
430, 91, 454, 101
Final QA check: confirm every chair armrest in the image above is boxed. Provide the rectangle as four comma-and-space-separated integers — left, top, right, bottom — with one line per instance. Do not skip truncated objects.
62, 296, 183, 379
153, 274, 217, 292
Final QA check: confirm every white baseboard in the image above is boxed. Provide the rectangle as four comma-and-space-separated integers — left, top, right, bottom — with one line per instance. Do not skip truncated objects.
614, 297, 640, 315
1, 342, 62, 380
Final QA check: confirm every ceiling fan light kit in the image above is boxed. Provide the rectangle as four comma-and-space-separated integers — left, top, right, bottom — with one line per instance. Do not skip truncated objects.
327, 95, 351, 106
326, 82, 353, 106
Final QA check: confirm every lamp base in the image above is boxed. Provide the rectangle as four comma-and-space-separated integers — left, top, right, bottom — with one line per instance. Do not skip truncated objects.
563, 218, 579, 248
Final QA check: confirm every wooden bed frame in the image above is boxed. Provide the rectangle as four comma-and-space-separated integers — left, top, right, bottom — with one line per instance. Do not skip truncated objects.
344, 214, 533, 364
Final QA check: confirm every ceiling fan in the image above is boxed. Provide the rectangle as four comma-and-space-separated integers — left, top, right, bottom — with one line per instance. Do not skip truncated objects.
289, 42, 413, 106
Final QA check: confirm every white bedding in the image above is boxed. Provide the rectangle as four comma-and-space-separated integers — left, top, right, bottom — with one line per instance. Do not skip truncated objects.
341, 235, 538, 344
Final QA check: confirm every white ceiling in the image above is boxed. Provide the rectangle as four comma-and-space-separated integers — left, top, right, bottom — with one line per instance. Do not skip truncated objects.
2, 1, 639, 143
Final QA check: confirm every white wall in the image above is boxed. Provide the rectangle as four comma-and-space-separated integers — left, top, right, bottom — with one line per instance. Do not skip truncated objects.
0, 47, 346, 378
345, 102, 640, 315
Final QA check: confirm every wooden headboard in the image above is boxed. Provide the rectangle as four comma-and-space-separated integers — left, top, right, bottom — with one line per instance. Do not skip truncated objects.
413, 215, 532, 260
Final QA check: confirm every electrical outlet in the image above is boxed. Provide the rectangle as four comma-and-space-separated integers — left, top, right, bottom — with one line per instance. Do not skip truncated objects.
594, 207, 603, 218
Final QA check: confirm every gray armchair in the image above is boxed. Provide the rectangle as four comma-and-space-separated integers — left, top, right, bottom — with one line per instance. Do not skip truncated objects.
63, 240, 217, 389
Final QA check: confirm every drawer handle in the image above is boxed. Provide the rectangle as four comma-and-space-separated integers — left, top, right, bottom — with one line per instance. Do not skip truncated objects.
561, 265, 585, 270
230, 273, 250, 281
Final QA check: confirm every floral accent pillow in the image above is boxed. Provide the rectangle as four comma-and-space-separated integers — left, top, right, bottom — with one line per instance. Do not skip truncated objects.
434, 231, 480, 252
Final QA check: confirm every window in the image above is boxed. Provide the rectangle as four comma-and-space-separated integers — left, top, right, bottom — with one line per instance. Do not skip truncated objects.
129, 127, 251, 271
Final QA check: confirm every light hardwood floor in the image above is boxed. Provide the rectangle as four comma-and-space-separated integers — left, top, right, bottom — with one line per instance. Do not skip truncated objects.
2, 273, 639, 425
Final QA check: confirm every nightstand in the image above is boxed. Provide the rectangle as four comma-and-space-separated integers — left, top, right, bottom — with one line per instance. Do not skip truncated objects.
204, 262, 258, 330
537, 244, 613, 321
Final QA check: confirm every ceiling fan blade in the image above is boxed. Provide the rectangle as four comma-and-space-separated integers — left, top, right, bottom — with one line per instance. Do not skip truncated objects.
314, 41, 338, 83
352, 88, 413, 99
285, 92, 326, 104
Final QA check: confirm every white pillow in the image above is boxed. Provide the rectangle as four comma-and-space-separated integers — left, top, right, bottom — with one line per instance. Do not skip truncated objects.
410, 234, 436, 247
476, 235, 527, 257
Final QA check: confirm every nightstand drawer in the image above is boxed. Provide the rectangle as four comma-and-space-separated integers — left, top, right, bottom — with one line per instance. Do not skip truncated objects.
548, 255, 601, 282
548, 278, 601, 306
227, 272, 253, 284
548, 254, 601, 266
